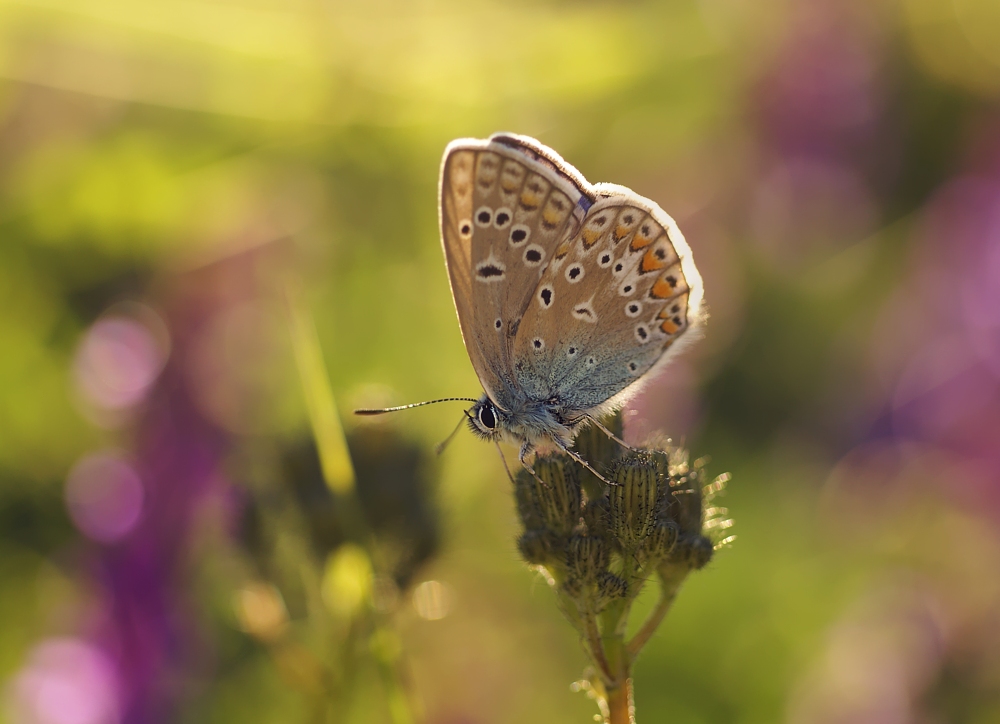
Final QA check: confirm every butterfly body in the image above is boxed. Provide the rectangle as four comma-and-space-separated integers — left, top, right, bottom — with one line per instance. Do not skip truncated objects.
467, 393, 580, 449
439, 133, 704, 467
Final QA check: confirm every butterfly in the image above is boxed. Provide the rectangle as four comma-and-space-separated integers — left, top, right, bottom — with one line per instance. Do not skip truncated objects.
360, 133, 704, 484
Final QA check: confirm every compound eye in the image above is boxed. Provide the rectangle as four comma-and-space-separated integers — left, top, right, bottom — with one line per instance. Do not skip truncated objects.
478, 404, 497, 430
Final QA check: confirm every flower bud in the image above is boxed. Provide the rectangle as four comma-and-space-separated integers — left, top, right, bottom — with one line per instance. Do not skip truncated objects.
514, 455, 581, 538
643, 520, 679, 561
608, 455, 659, 551
650, 450, 704, 539
565, 534, 610, 590
673, 534, 713, 570
582, 495, 610, 540
517, 529, 563, 566
596, 571, 629, 601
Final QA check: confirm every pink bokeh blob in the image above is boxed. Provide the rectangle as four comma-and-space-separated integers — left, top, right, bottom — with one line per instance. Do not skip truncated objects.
73, 310, 168, 413
7, 638, 120, 724
65, 453, 144, 544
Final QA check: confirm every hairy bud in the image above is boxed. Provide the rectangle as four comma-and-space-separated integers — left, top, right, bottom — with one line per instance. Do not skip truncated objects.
514, 455, 581, 539
596, 571, 629, 602
582, 495, 611, 539
608, 456, 659, 551
517, 529, 562, 566
643, 520, 679, 561
565, 534, 610, 589
673, 534, 714, 571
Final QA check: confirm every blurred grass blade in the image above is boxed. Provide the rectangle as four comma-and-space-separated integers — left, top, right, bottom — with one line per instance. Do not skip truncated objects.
285, 280, 356, 495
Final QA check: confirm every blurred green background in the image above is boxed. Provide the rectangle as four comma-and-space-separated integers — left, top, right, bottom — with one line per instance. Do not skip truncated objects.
3, 0, 1000, 722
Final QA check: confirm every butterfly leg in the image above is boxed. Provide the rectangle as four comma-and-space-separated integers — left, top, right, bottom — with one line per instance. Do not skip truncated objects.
553, 439, 619, 487
581, 414, 638, 453
492, 440, 518, 485
518, 441, 534, 474
518, 442, 551, 488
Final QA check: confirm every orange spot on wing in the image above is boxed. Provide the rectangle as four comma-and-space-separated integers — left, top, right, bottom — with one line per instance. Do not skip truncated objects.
581, 228, 601, 248
520, 191, 541, 210
640, 249, 668, 274
660, 318, 680, 335
650, 278, 675, 299
554, 242, 571, 260
543, 208, 563, 226
630, 234, 653, 252
614, 225, 630, 242
649, 274, 678, 299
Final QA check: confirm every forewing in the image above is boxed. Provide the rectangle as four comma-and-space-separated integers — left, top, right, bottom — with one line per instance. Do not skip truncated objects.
512, 187, 704, 412
439, 134, 590, 407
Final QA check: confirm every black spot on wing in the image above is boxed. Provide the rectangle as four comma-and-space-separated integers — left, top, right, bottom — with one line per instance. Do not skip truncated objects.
477, 265, 504, 279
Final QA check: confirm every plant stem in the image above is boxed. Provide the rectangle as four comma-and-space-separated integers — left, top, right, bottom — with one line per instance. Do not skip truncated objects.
606, 678, 633, 724
627, 564, 687, 658
596, 556, 639, 722
582, 608, 615, 682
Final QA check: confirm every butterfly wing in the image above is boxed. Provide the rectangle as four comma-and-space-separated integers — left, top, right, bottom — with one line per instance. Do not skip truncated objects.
439, 134, 591, 409
512, 185, 704, 414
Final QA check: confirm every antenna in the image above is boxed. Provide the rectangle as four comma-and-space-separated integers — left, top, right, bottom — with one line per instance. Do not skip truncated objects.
354, 397, 479, 416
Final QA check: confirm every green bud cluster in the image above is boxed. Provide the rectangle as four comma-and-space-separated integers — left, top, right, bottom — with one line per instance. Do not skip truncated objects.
515, 427, 726, 599
512, 412, 733, 698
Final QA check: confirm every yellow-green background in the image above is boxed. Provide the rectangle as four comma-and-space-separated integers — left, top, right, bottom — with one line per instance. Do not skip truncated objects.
3, 0, 1000, 721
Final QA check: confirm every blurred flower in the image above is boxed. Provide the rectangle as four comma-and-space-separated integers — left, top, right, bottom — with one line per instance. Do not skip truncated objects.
72, 304, 170, 427
818, 117, 1000, 711
76, 253, 280, 722
750, 158, 878, 270
860, 126, 1000, 512
232, 581, 289, 643
789, 549, 1000, 724
787, 580, 946, 724
754, 2, 885, 161
748, 1, 890, 271
322, 543, 373, 619
961, 226, 1000, 378
6, 638, 121, 724
64, 452, 143, 544
271, 424, 442, 591
412, 580, 452, 621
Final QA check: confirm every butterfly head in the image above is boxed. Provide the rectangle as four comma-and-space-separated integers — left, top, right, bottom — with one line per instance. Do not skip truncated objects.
466, 395, 507, 441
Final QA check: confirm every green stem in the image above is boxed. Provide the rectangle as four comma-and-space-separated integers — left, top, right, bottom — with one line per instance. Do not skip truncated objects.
582, 608, 615, 683
626, 564, 687, 658
596, 554, 638, 720
606, 678, 634, 724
